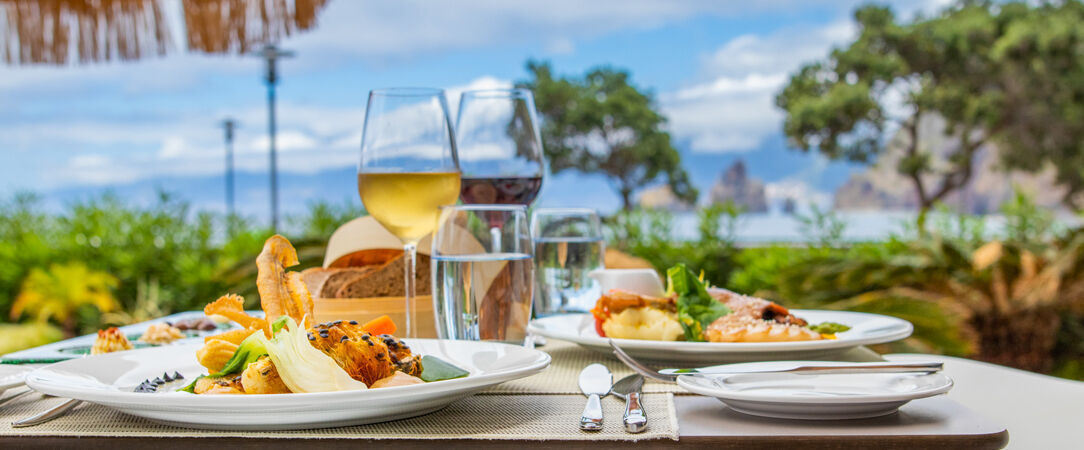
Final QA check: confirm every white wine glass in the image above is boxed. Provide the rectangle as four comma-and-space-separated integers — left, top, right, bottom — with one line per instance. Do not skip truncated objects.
358, 87, 461, 338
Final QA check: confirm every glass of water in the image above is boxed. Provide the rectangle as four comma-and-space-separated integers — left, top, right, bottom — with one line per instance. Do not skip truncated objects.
531, 208, 605, 317
432, 205, 533, 344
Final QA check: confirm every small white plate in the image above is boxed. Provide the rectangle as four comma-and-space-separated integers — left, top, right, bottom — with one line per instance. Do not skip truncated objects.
26, 339, 550, 430
0, 365, 32, 393
527, 311, 913, 363
678, 364, 953, 420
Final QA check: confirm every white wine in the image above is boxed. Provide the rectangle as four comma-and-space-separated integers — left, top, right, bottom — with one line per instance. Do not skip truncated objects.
358, 172, 461, 243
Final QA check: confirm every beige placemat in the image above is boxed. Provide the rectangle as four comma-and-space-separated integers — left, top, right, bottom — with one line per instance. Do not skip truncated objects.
488, 339, 884, 395
0, 391, 677, 441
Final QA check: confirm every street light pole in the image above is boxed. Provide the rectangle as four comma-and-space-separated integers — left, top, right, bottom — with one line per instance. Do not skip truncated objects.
221, 118, 238, 232
255, 44, 295, 232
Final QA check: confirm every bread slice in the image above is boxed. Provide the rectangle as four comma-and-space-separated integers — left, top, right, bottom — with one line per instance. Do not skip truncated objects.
335, 254, 431, 298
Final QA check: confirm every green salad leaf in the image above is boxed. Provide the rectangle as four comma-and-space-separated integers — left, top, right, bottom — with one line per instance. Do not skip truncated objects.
419, 355, 470, 382
808, 322, 851, 334
667, 264, 730, 342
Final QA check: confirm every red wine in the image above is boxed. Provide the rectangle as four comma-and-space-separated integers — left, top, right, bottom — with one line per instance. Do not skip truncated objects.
460, 176, 542, 206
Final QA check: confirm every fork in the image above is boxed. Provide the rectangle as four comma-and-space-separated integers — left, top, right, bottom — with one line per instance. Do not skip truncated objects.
12, 399, 82, 428
608, 339, 943, 383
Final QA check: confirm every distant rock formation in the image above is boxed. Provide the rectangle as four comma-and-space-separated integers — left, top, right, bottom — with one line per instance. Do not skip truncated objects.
710, 160, 768, 213
637, 184, 694, 212
833, 114, 1067, 213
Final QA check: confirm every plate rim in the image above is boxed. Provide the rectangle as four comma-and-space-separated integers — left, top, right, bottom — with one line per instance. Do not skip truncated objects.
676, 371, 954, 404
25, 339, 551, 408
526, 310, 914, 353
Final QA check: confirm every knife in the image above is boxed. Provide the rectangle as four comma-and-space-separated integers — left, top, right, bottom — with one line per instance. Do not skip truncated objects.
659, 361, 944, 376
610, 374, 647, 433
578, 363, 612, 431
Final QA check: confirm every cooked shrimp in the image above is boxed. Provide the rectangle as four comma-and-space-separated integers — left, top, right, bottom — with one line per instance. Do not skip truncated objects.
204, 294, 269, 336
240, 357, 291, 394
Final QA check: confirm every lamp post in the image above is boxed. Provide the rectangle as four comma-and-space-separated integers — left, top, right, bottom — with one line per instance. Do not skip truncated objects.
221, 118, 238, 232
254, 44, 295, 232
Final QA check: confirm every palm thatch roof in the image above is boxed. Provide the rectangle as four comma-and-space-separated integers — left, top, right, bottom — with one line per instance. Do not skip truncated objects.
0, 0, 328, 65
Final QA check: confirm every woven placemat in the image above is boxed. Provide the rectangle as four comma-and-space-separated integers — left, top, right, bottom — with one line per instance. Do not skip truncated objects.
0, 390, 677, 441
488, 339, 884, 395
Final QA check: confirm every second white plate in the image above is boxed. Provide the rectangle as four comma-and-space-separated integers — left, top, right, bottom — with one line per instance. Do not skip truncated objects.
527, 310, 913, 363
678, 366, 953, 420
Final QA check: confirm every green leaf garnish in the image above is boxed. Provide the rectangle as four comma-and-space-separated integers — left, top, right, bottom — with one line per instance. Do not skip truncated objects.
419, 355, 469, 382
808, 322, 851, 334
667, 264, 731, 342
179, 375, 204, 393
271, 315, 289, 335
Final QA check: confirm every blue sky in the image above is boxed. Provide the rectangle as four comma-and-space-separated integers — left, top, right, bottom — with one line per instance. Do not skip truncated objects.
0, 0, 951, 216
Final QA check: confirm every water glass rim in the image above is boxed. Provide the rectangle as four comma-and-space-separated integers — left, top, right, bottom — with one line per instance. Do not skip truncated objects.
369, 87, 446, 97
440, 204, 528, 212
460, 88, 533, 99
531, 207, 599, 216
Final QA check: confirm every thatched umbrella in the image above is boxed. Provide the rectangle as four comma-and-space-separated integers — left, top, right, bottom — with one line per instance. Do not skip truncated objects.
0, 0, 328, 65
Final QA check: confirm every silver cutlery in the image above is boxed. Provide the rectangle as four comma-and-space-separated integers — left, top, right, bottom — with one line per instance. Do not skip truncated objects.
12, 399, 82, 428
578, 363, 612, 431
609, 338, 943, 383
610, 374, 646, 433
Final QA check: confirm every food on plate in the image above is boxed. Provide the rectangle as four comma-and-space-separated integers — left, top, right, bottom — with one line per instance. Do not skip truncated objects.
138, 323, 184, 344
91, 327, 133, 355
590, 264, 850, 343
171, 235, 468, 395
170, 317, 218, 331
256, 235, 315, 327
300, 251, 431, 299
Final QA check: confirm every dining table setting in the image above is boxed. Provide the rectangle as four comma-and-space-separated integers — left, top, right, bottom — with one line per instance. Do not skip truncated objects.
0, 86, 1079, 449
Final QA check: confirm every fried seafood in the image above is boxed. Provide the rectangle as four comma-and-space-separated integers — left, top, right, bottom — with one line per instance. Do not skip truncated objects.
138, 323, 184, 344
205, 328, 257, 345
708, 288, 808, 326
91, 327, 133, 355
256, 235, 314, 327
307, 320, 421, 386
240, 356, 292, 394
194, 375, 244, 395
196, 339, 239, 372
705, 314, 821, 343
204, 294, 269, 336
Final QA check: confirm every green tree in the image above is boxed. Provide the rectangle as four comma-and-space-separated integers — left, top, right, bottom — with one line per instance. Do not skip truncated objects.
519, 61, 696, 210
776, 2, 1084, 225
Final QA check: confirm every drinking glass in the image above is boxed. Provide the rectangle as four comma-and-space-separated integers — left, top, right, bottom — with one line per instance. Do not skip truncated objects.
358, 87, 461, 338
531, 208, 605, 316
455, 88, 546, 208
432, 205, 533, 344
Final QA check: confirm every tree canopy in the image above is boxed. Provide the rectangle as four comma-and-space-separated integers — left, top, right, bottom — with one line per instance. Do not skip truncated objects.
776, 1, 1084, 218
518, 61, 696, 210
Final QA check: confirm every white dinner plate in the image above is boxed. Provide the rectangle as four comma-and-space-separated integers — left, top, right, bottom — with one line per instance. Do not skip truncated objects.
26, 339, 550, 430
0, 365, 32, 393
677, 363, 953, 420
527, 311, 913, 363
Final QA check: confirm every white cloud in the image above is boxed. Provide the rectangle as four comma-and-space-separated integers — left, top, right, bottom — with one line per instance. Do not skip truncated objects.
661, 22, 855, 154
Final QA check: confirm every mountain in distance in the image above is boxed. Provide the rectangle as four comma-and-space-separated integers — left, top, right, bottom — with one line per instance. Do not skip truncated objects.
709, 159, 768, 213
834, 115, 1068, 213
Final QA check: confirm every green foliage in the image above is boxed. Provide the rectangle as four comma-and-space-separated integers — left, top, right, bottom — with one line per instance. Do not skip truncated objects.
0, 191, 361, 339
1001, 186, 1057, 244
519, 60, 696, 209
11, 263, 119, 335
777, 1, 1084, 213
796, 204, 847, 248
667, 263, 730, 342
606, 207, 737, 287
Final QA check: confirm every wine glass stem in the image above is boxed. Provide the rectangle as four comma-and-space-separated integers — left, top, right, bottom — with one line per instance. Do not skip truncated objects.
403, 242, 418, 338
490, 226, 502, 253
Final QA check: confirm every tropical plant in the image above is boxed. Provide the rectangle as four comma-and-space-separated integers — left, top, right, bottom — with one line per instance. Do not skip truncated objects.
11, 262, 120, 336
606, 206, 739, 287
